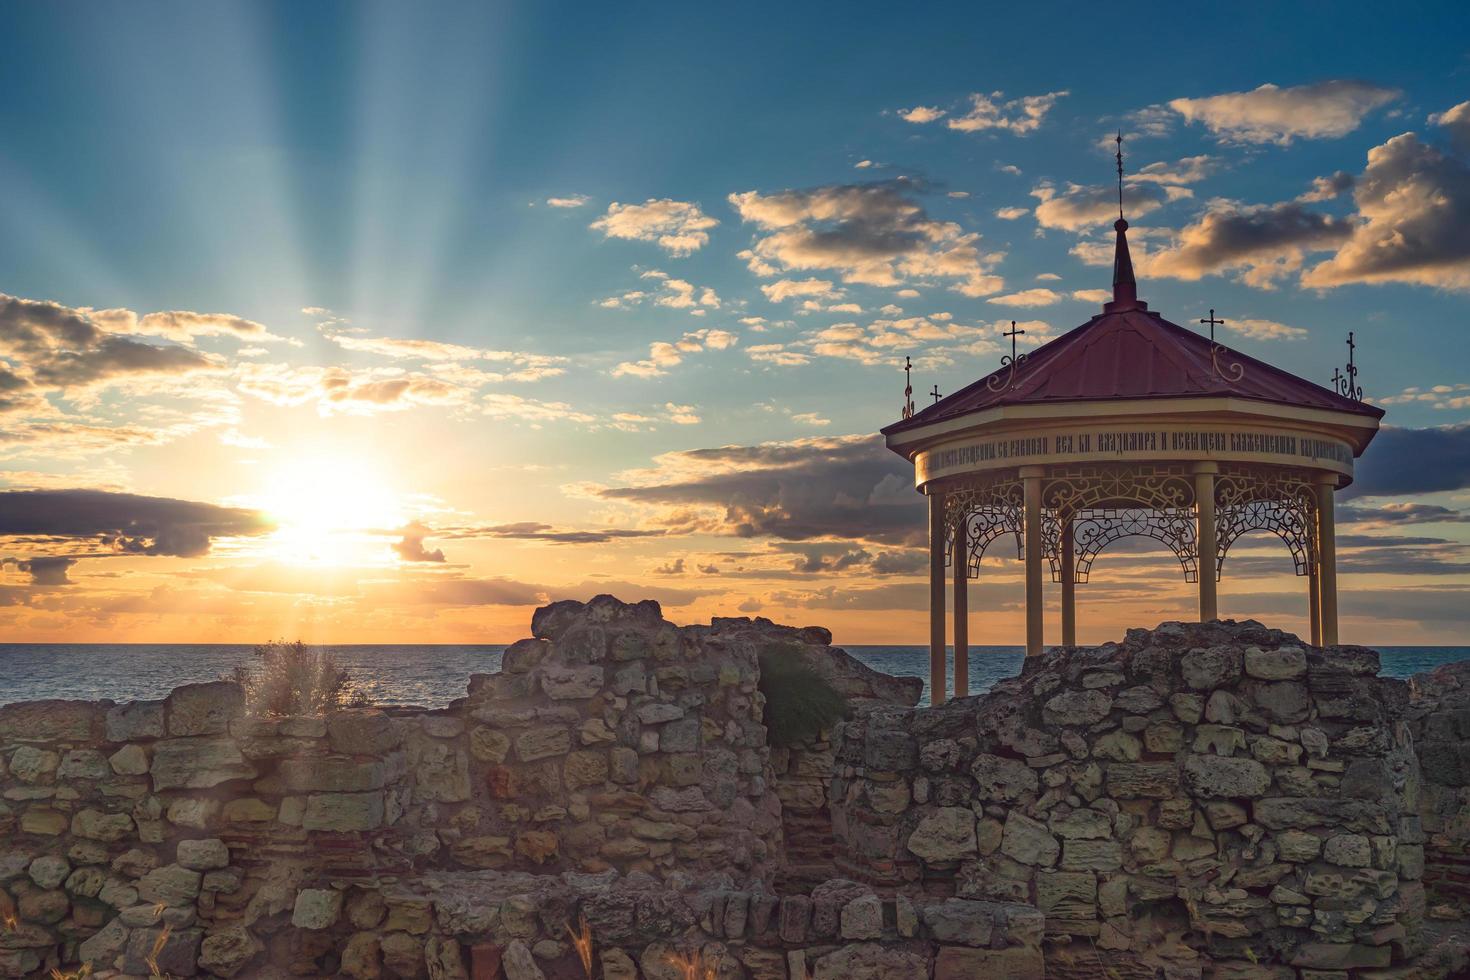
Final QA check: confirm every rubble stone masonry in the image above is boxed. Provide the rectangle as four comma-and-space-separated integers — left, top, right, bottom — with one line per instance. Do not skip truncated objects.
0, 598, 1465, 978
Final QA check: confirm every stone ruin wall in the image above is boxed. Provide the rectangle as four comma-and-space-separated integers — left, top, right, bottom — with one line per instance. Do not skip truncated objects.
1405, 660, 1470, 913
830, 619, 1432, 978
1, 596, 1467, 979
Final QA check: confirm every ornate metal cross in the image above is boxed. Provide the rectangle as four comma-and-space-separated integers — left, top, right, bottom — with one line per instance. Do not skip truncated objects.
1335, 331, 1363, 401
986, 320, 1030, 392
901, 356, 915, 419
1201, 307, 1243, 384
930, 384, 943, 405
1200, 308, 1224, 344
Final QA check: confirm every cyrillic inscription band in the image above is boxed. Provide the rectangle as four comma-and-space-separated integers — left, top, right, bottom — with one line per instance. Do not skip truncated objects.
916, 423, 1354, 485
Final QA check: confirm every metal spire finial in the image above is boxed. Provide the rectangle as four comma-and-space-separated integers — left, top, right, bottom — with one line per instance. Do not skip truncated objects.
1115, 131, 1125, 222
901, 356, 915, 419
930, 384, 943, 405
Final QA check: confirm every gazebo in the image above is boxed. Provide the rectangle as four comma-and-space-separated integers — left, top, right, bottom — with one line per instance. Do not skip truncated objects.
881, 217, 1383, 704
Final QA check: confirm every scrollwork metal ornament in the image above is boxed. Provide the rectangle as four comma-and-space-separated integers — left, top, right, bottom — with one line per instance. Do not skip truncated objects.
942, 474, 1024, 577
1333, 331, 1363, 401
985, 321, 1028, 392
1200, 308, 1244, 384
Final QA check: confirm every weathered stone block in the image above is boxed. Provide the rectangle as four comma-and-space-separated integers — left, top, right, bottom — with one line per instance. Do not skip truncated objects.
1001, 811, 1059, 867
1182, 754, 1270, 798
1060, 838, 1122, 871
137, 864, 202, 906
302, 791, 386, 831
166, 680, 244, 735
907, 807, 978, 862
108, 743, 149, 775
811, 942, 926, 980
970, 753, 1038, 803
933, 945, 1043, 980
515, 726, 572, 763
1105, 762, 1179, 798
539, 664, 605, 700
328, 709, 401, 754
71, 808, 136, 842
1181, 646, 1242, 690
1043, 689, 1112, 727
150, 737, 257, 790
177, 837, 230, 870
1245, 645, 1307, 680
839, 893, 883, 940
292, 887, 343, 929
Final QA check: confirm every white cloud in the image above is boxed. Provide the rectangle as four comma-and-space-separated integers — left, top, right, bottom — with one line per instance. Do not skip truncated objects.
1130, 155, 1218, 185
995, 206, 1029, 220
546, 194, 590, 208
986, 288, 1061, 307
1168, 81, 1399, 145
1226, 318, 1308, 341
1031, 182, 1169, 231
612, 328, 737, 378
590, 199, 718, 255
945, 91, 1068, 135
760, 278, 839, 303
1070, 289, 1112, 303
898, 105, 945, 124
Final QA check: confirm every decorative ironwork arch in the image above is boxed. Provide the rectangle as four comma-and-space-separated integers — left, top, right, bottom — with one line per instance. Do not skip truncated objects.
1049, 507, 1199, 584
942, 474, 1024, 579
1215, 465, 1318, 580
1040, 464, 1199, 583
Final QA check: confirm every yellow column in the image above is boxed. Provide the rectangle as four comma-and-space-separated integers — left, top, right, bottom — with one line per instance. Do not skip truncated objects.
1060, 517, 1076, 646
953, 521, 968, 698
1317, 474, 1339, 645
1308, 561, 1322, 647
928, 490, 947, 704
1194, 463, 1219, 623
1021, 466, 1044, 658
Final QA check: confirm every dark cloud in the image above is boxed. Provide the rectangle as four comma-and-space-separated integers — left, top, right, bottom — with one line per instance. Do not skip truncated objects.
1348, 424, 1470, 497
871, 550, 928, 575
0, 489, 273, 557
1340, 502, 1470, 525
774, 542, 873, 573
598, 434, 923, 546
393, 522, 446, 563
654, 558, 686, 575
728, 179, 1002, 296
1302, 129, 1470, 290
28, 335, 215, 387
0, 293, 219, 390
442, 522, 666, 545
1148, 201, 1352, 287
3, 555, 77, 585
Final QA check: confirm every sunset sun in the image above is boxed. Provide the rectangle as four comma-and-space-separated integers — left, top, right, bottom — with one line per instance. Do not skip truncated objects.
253, 455, 408, 564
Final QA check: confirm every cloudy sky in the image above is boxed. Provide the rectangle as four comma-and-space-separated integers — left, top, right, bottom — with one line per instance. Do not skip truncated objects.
2, 1, 1469, 645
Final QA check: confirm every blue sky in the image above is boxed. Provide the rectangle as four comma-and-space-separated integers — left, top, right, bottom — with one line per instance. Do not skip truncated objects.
1, 0, 1468, 644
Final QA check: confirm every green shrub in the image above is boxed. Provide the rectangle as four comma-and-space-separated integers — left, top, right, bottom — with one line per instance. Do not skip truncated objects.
757, 648, 849, 746
232, 640, 366, 717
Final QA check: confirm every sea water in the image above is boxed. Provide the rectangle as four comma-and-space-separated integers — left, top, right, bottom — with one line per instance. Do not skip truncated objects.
2, 643, 1467, 708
